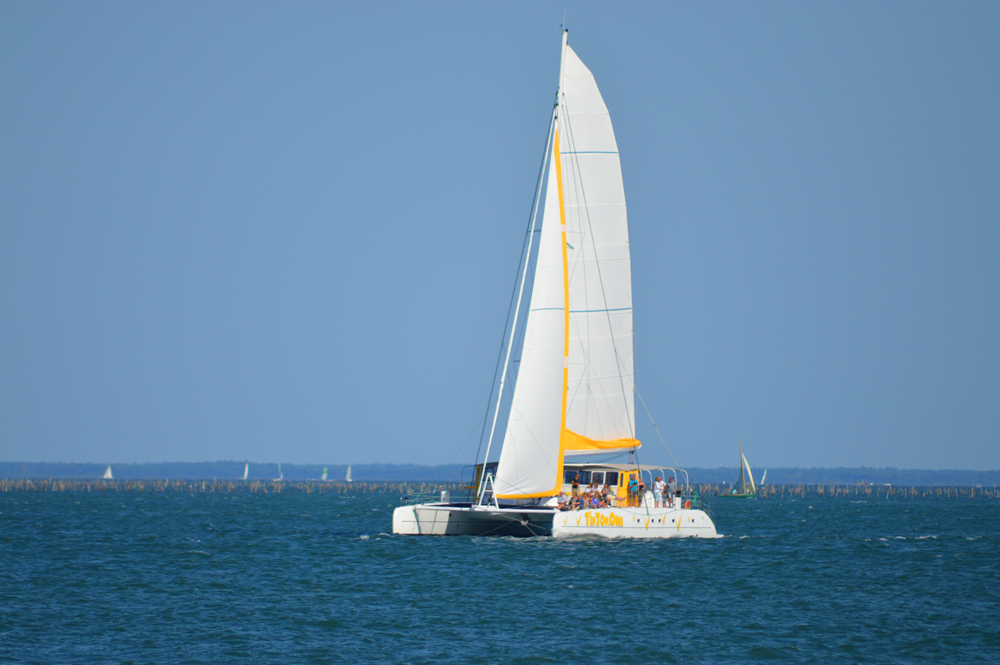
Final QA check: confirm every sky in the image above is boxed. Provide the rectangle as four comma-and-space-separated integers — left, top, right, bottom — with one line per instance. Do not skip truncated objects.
1, 2, 998, 470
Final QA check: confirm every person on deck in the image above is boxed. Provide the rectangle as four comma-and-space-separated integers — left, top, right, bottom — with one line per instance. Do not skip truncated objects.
556, 491, 569, 510
653, 476, 666, 507
627, 475, 639, 507
667, 476, 677, 506
571, 474, 580, 497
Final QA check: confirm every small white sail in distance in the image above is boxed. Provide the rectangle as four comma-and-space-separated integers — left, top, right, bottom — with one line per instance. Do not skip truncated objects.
274, 463, 283, 482
761, 469, 767, 486
102, 465, 113, 480
242, 462, 249, 481
345, 465, 352, 483
321, 467, 328, 482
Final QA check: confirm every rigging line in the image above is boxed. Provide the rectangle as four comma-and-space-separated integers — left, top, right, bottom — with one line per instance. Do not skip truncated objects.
633, 383, 681, 470
478, 107, 557, 502
472, 109, 556, 475
506, 253, 536, 391
559, 102, 636, 444
445, 414, 489, 467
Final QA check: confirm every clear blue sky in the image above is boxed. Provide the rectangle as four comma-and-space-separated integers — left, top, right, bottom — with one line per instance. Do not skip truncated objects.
2, 2, 997, 470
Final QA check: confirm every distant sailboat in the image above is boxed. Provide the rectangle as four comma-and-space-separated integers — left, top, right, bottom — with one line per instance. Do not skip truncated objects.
242, 462, 249, 481
102, 465, 113, 480
321, 467, 328, 482
721, 438, 756, 498
761, 469, 767, 486
274, 463, 284, 482
345, 465, 352, 483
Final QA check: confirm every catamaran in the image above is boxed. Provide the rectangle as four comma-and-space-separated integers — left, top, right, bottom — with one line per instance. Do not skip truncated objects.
392, 30, 717, 538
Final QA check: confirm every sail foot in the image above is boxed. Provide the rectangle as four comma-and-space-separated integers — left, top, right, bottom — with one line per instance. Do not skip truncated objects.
562, 428, 639, 453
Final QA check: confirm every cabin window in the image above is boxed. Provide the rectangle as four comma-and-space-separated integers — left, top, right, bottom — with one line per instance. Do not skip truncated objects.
605, 472, 619, 487
564, 470, 577, 484
577, 471, 591, 485
591, 472, 604, 485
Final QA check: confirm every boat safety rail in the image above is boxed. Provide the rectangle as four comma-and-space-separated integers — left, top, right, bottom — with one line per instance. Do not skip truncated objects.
561, 488, 706, 510
399, 488, 456, 506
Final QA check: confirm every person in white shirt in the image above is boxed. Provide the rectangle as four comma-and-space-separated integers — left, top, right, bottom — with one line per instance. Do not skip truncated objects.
653, 476, 666, 507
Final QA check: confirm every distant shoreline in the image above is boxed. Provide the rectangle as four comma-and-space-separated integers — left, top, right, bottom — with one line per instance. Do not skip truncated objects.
0, 462, 997, 486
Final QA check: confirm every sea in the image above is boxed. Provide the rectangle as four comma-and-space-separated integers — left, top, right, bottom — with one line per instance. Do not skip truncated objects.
1, 489, 997, 664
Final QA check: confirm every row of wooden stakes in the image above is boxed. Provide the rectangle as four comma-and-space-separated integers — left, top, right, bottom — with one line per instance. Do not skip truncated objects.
0, 478, 996, 499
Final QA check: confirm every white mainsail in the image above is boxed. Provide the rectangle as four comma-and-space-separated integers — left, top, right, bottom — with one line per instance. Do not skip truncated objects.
243, 462, 248, 481
345, 465, 352, 483
494, 34, 636, 499
102, 465, 113, 480
321, 467, 328, 481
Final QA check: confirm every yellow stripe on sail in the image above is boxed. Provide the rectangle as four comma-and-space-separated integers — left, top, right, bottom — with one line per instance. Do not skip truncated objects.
555, 121, 570, 497
495, 122, 570, 501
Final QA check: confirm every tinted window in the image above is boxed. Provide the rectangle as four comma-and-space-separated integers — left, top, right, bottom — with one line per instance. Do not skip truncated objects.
591, 472, 604, 485
605, 472, 619, 487
564, 470, 577, 484
578, 471, 591, 484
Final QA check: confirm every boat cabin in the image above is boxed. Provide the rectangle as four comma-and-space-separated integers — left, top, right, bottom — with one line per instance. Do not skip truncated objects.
562, 463, 689, 502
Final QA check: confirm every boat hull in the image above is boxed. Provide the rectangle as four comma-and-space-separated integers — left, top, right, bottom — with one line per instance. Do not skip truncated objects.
392, 503, 718, 538
392, 504, 555, 537
551, 506, 717, 538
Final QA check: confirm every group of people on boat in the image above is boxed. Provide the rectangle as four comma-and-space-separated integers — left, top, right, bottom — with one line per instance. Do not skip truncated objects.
557, 481, 617, 510
556, 473, 680, 510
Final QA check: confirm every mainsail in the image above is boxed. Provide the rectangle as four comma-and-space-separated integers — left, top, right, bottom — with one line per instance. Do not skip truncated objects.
494, 34, 637, 499
735, 438, 756, 495
743, 454, 757, 494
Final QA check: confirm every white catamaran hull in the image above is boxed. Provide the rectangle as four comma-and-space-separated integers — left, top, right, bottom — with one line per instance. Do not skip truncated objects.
551, 507, 717, 538
393, 504, 718, 539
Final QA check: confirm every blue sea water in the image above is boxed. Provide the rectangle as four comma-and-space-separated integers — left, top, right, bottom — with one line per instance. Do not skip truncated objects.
1, 490, 998, 664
